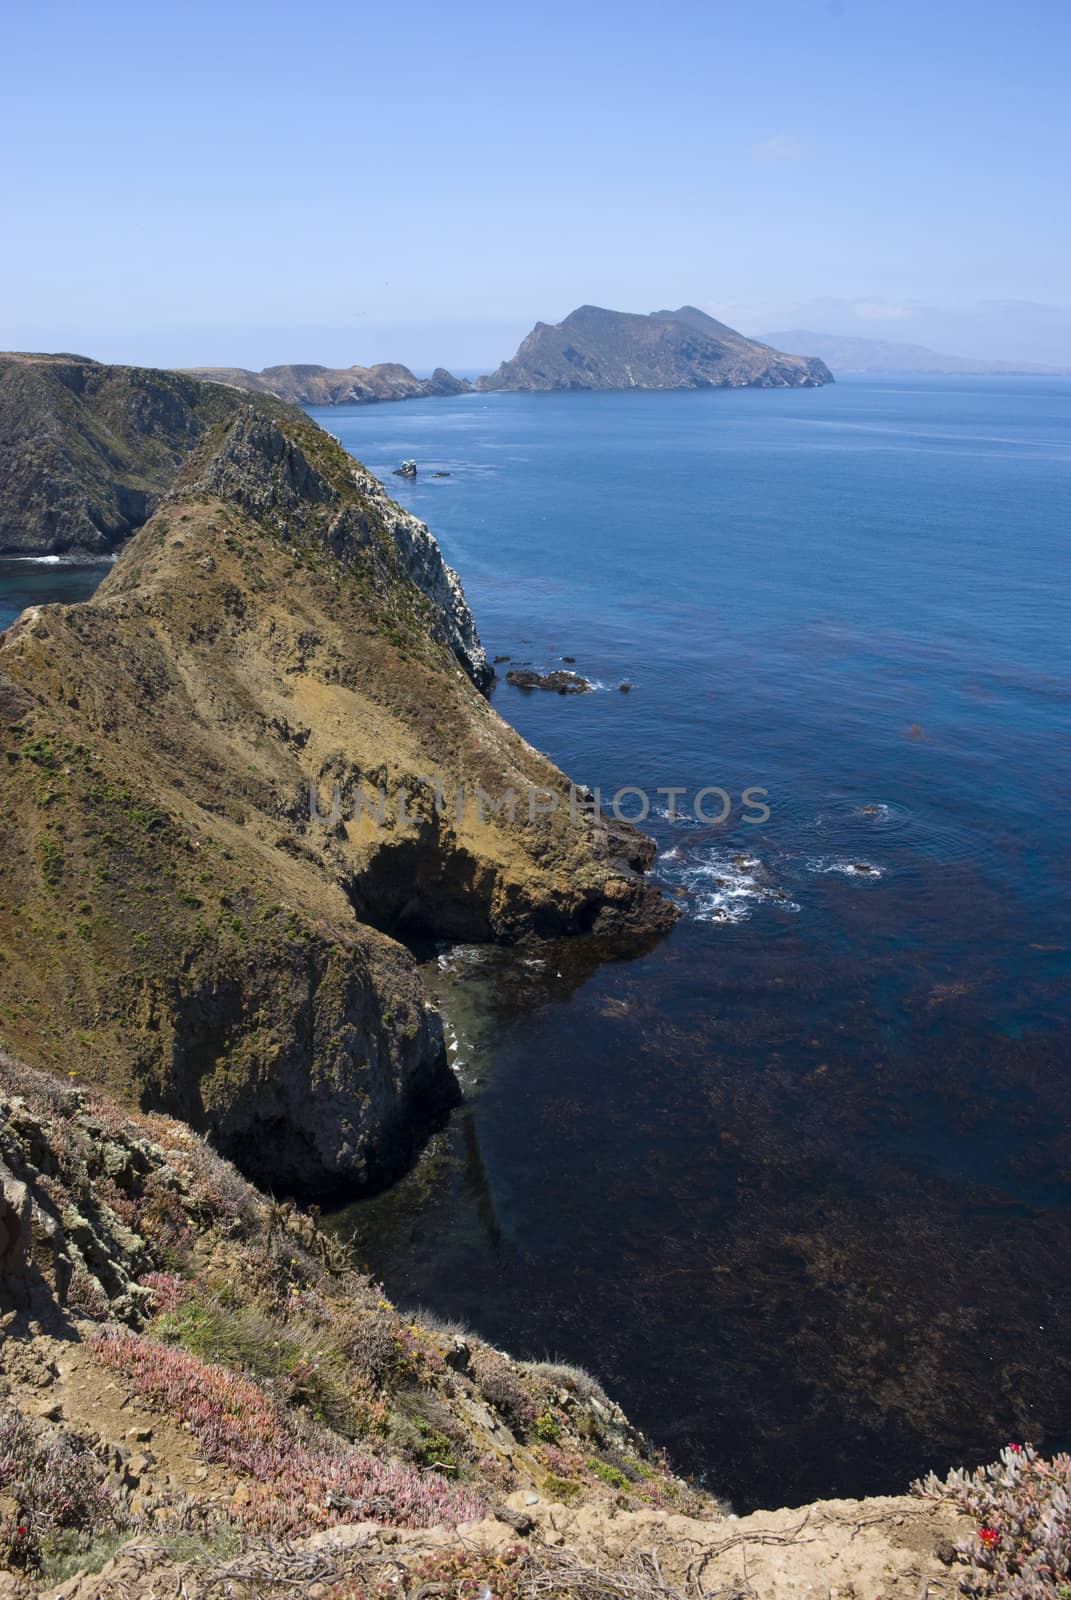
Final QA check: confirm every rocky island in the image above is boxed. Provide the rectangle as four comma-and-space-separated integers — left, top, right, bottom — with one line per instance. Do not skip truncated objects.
477, 306, 833, 392
180, 361, 472, 406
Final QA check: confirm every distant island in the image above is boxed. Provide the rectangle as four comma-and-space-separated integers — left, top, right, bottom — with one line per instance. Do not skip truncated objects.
759, 328, 1071, 376
180, 360, 472, 405
477, 305, 832, 392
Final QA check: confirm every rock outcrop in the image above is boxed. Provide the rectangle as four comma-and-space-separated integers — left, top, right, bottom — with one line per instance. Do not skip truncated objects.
0, 353, 250, 556
477, 305, 832, 392
0, 379, 673, 1194
182, 360, 473, 406
505, 668, 592, 694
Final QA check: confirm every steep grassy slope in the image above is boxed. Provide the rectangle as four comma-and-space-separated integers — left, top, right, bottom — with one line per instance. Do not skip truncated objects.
0, 400, 672, 1193
0, 354, 268, 556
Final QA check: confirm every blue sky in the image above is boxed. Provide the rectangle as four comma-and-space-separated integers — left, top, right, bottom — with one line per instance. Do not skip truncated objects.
3, 0, 1069, 368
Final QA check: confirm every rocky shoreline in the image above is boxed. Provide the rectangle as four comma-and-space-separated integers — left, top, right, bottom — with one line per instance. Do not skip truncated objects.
180, 362, 473, 408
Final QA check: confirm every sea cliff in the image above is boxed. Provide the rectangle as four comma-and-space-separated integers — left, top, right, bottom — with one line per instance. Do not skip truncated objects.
0, 358, 1051, 1600
0, 363, 671, 1194
0, 354, 242, 556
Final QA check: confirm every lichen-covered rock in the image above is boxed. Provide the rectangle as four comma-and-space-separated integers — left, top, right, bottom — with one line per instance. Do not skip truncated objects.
0, 1157, 32, 1309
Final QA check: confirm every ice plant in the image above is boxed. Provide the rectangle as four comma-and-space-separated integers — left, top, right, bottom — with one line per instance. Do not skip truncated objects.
0, 1405, 123, 1570
915, 1443, 1071, 1597
89, 1331, 485, 1537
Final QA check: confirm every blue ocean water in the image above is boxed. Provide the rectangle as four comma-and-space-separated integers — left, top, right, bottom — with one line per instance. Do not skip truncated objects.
3, 378, 1070, 1508
318, 378, 1071, 1508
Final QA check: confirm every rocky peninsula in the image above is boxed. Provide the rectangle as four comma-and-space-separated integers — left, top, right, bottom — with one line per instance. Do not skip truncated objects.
477, 306, 833, 393
0, 359, 671, 1196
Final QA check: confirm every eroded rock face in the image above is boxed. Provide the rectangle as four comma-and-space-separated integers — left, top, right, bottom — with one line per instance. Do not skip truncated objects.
0, 397, 672, 1193
0, 1158, 33, 1310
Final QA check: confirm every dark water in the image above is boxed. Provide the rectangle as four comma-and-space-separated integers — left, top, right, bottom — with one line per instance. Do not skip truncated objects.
316, 379, 1071, 1510
0, 557, 113, 631
3, 381, 1070, 1511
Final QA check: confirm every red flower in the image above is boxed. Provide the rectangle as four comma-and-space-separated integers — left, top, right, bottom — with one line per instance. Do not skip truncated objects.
1008, 1442, 1022, 1452
979, 1527, 1001, 1547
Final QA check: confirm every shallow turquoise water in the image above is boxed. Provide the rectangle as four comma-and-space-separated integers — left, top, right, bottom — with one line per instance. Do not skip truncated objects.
4, 377, 1070, 1509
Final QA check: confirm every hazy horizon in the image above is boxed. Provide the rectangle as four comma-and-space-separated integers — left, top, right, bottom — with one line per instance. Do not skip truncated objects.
6, 298, 1071, 377
4, 0, 1069, 371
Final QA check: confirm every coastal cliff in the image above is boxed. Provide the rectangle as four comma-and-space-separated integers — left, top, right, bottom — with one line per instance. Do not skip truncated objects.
477, 306, 833, 393
0, 373, 672, 1194
0, 354, 245, 556
181, 361, 472, 406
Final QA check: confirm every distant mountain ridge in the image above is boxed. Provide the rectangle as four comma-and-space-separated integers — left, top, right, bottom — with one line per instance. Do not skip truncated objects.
477, 305, 832, 392
180, 361, 472, 406
760, 329, 1071, 376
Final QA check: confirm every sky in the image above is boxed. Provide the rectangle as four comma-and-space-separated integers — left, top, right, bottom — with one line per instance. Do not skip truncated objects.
3, 0, 1070, 370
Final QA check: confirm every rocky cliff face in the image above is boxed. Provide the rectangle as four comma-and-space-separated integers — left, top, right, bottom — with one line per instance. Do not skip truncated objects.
0, 386, 672, 1194
182, 361, 473, 406
477, 305, 832, 392
0, 354, 251, 556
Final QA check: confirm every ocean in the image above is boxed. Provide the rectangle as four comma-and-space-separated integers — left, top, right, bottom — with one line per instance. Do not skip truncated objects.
4, 376, 1070, 1510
